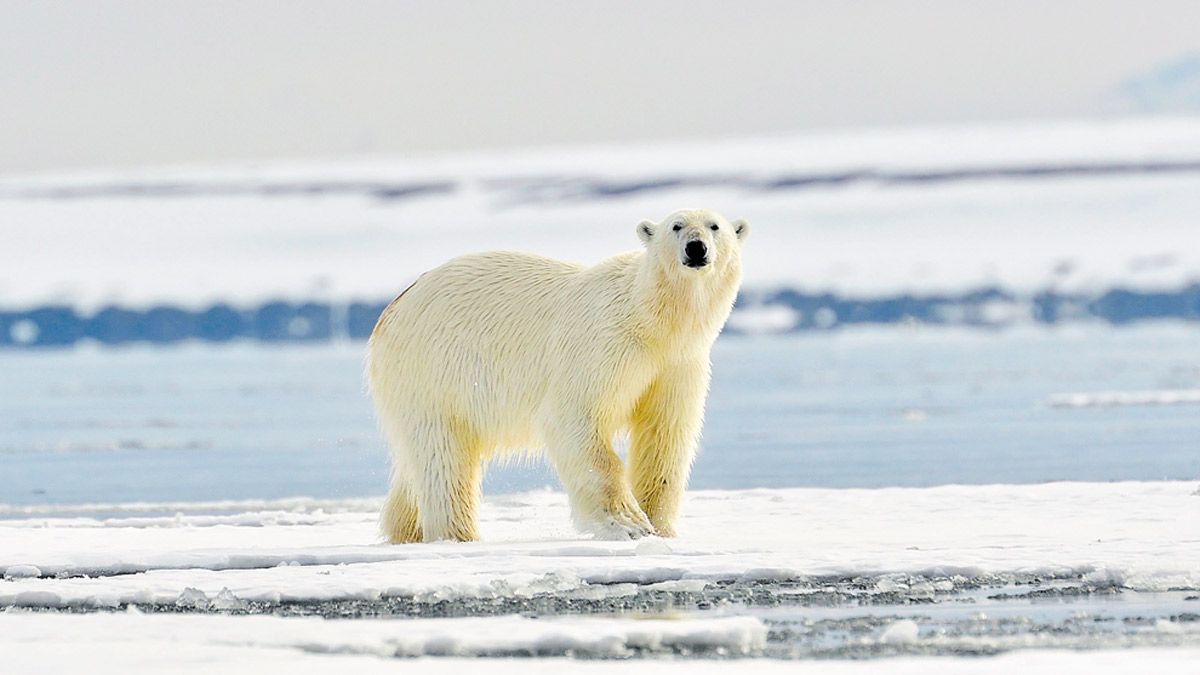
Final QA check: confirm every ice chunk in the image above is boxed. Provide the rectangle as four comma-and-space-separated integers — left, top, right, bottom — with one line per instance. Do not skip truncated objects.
1154, 619, 1184, 635
3, 565, 42, 580
209, 588, 245, 611
644, 579, 709, 593
880, 619, 920, 644
875, 575, 909, 593
12, 591, 62, 608
634, 539, 673, 556
175, 587, 209, 609
908, 580, 935, 597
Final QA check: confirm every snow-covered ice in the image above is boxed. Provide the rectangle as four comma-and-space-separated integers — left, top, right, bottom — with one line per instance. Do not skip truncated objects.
3, 482, 1197, 609
2, 482, 1200, 669
3, 612, 1199, 673
0, 611, 767, 658
3, 117, 1200, 309
3, 610, 1199, 673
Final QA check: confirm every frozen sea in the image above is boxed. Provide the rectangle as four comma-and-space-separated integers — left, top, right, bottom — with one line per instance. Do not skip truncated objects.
2, 325, 1197, 508
3, 118, 1200, 670
4, 326, 1200, 671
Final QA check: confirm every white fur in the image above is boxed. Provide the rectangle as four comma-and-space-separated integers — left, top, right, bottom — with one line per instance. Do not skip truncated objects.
367, 208, 749, 542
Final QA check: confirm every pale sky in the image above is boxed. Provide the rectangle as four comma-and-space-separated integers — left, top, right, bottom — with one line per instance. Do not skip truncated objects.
1, 0, 1198, 171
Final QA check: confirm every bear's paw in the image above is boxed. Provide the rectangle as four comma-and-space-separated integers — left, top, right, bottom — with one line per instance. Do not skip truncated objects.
586, 500, 656, 541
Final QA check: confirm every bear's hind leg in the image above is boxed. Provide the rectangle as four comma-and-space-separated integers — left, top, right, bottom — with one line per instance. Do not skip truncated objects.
411, 420, 483, 542
381, 477, 422, 544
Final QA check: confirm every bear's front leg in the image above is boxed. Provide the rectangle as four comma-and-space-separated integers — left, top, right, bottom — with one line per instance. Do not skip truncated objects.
542, 415, 655, 540
628, 360, 708, 537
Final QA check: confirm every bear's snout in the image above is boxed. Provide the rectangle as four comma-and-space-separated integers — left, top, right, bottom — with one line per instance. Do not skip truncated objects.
684, 240, 709, 268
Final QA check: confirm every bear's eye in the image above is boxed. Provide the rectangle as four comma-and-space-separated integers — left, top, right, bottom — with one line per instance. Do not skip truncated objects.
710, 224, 719, 231
672, 223, 682, 232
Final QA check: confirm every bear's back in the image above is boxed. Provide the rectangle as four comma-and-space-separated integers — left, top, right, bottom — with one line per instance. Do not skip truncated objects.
369, 251, 619, 437
403, 252, 584, 327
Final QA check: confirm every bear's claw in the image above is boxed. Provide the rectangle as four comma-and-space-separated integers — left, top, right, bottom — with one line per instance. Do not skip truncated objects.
588, 505, 657, 540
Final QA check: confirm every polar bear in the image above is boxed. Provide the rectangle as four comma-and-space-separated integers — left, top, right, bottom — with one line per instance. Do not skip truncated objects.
367, 208, 748, 543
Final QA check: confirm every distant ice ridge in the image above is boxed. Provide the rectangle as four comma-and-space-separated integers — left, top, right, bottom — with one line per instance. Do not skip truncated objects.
2, 482, 1197, 609
1049, 389, 1200, 408
1, 116, 1200, 336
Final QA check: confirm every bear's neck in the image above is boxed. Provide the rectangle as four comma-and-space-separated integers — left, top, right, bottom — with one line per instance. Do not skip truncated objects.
630, 257, 740, 355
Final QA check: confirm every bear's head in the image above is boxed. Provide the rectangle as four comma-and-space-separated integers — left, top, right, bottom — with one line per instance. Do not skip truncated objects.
637, 208, 749, 282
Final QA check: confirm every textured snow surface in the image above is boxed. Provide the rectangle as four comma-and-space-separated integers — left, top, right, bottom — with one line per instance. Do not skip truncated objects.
3, 482, 1198, 610
2, 611, 1199, 674
0, 611, 766, 658
4, 117, 1200, 308
3, 481, 1199, 670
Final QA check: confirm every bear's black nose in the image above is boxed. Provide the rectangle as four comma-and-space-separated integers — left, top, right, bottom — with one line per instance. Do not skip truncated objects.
684, 240, 708, 267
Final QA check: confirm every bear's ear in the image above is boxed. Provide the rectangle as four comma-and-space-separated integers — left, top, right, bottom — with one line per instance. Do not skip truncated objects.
733, 218, 750, 242
637, 220, 655, 246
